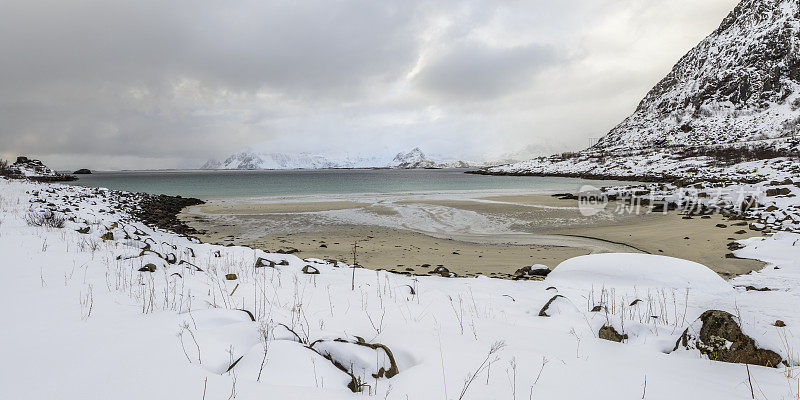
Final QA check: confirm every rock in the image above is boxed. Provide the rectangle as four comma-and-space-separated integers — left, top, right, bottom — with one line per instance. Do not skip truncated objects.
727, 242, 744, 251
76, 226, 90, 234
134, 194, 205, 236
599, 325, 628, 342
431, 266, 451, 277
302, 265, 320, 274
225, 273, 237, 280
72, 169, 92, 174
744, 286, 772, 291
164, 253, 177, 264
766, 188, 791, 197
100, 232, 114, 241
514, 266, 531, 277
774, 320, 786, 327
715, 224, 727, 228
673, 310, 783, 367
591, 305, 604, 312
276, 248, 299, 254
254, 257, 275, 268
528, 268, 551, 277
138, 263, 157, 272
538, 295, 575, 317
310, 336, 399, 392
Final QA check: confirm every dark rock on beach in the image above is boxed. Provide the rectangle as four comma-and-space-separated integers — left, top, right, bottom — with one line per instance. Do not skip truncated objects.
134, 194, 205, 236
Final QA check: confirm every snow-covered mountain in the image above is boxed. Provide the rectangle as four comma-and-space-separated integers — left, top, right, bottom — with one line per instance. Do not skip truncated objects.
488, 0, 800, 181
596, 0, 799, 151
201, 152, 388, 170
202, 147, 476, 170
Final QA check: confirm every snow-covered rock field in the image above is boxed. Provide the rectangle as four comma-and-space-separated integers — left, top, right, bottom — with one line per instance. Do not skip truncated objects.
1, 177, 799, 399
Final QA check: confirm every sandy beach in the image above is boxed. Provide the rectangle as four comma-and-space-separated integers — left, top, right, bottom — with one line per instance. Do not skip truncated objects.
180, 192, 765, 278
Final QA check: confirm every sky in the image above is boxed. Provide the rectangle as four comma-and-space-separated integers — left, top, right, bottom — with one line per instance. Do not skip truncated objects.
0, 0, 740, 170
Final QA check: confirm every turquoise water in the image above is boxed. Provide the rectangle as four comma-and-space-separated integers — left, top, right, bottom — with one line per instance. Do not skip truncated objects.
65, 169, 632, 200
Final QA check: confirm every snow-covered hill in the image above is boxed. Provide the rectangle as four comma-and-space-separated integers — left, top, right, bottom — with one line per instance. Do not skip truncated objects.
203, 147, 475, 170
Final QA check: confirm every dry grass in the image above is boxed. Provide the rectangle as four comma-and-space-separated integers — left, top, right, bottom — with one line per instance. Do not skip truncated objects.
24, 210, 65, 228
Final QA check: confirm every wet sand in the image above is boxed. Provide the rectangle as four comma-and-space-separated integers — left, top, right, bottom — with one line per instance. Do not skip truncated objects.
181, 193, 766, 278
194, 201, 367, 215
242, 225, 588, 278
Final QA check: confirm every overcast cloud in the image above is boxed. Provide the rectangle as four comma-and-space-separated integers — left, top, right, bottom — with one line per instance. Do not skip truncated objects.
0, 0, 739, 170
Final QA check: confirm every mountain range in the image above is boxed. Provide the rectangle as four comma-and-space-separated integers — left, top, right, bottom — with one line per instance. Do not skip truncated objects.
202, 147, 476, 170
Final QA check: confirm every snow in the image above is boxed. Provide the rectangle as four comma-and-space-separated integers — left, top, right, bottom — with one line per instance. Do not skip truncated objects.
202, 147, 476, 170
546, 253, 733, 293
1, 177, 800, 399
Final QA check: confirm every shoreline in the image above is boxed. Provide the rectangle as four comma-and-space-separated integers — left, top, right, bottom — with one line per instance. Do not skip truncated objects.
179, 193, 767, 279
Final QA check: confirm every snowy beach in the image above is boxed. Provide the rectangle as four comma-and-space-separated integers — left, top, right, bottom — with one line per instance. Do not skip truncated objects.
2, 177, 799, 399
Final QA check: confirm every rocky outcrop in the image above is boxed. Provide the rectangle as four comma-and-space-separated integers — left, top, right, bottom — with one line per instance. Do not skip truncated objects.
73, 169, 92, 174
4, 156, 77, 182
673, 310, 784, 367
134, 194, 205, 236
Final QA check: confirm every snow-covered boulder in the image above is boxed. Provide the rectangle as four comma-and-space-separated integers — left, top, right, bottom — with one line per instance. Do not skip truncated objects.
537, 295, 580, 318
546, 253, 732, 293
673, 310, 784, 367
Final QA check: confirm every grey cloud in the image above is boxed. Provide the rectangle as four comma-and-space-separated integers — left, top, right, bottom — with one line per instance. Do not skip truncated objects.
414, 40, 559, 100
0, 0, 741, 170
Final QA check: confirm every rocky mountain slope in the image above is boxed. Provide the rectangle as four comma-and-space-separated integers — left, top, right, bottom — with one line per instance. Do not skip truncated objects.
598, 0, 799, 150
487, 0, 800, 182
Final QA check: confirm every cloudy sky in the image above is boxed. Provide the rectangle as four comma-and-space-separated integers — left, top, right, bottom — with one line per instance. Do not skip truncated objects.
0, 0, 739, 170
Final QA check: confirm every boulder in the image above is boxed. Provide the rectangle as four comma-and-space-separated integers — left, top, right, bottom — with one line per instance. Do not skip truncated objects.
766, 188, 791, 197
310, 336, 399, 392
599, 325, 628, 342
255, 257, 275, 268
302, 265, 320, 274
673, 310, 783, 367
73, 169, 92, 174
538, 295, 577, 317
138, 263, 157, 272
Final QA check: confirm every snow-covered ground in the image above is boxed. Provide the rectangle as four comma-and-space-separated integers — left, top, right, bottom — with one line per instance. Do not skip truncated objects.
488, 144, 800, 234
1, 177, 799, 399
